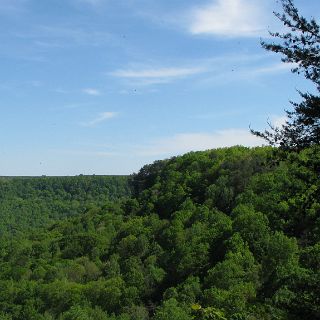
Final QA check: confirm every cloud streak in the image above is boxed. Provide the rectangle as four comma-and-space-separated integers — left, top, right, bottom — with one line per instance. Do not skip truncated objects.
109, 53, 295, 88
197, 60, 296, 87
136, 129, 264, 157
75, 0, 107, 6
14, 25, 119, 49
111, 66, 205, 85
0, 0, 27, 15
82, 88, 101, 96
248, 62, 297, 76
81, 112, 118, 127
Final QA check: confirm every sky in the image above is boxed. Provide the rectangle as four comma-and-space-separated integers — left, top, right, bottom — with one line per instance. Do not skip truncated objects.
0, 0, 319, 175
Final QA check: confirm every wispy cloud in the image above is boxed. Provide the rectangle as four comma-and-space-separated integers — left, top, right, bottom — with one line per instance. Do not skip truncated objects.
110, 53, 294, 88
192, 109, 248, 120
0, 0, 27, 15
135, 129, 264, 157
81, 111, 118, 127
51, 149, 120, 157
54, 88, 71, 94
74, 0, 107, 7
197, 60, 296, 87
14, 25, 118, 48
188, 0, 269, 37
228, 62, 295, 82
82, 88, 101, 96
248, 62, 297, 76
39, 26, 112, 47
112, 67, 203, 79
111, 66, 205, 85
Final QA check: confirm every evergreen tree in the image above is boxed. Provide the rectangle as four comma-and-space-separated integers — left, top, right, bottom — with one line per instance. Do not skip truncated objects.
252, 0, 320, 151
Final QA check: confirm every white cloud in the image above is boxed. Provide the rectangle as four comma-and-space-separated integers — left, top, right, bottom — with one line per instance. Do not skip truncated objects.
81, 111, 118, 127
188, 0, 268, 37
136, 129, 264, 157
111, 66, 205, 85
82, 88, 101, 96
270, 115, 288, 128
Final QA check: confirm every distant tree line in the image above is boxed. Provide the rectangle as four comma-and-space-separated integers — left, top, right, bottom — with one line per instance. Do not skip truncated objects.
0, 175, 130, 235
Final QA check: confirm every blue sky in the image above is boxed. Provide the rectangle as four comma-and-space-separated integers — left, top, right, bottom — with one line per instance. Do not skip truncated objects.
0, 0, 319, 175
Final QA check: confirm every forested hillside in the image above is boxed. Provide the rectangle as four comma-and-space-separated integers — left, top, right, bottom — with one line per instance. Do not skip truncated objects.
0, 146, 318, 319
0, 175, 130, 235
